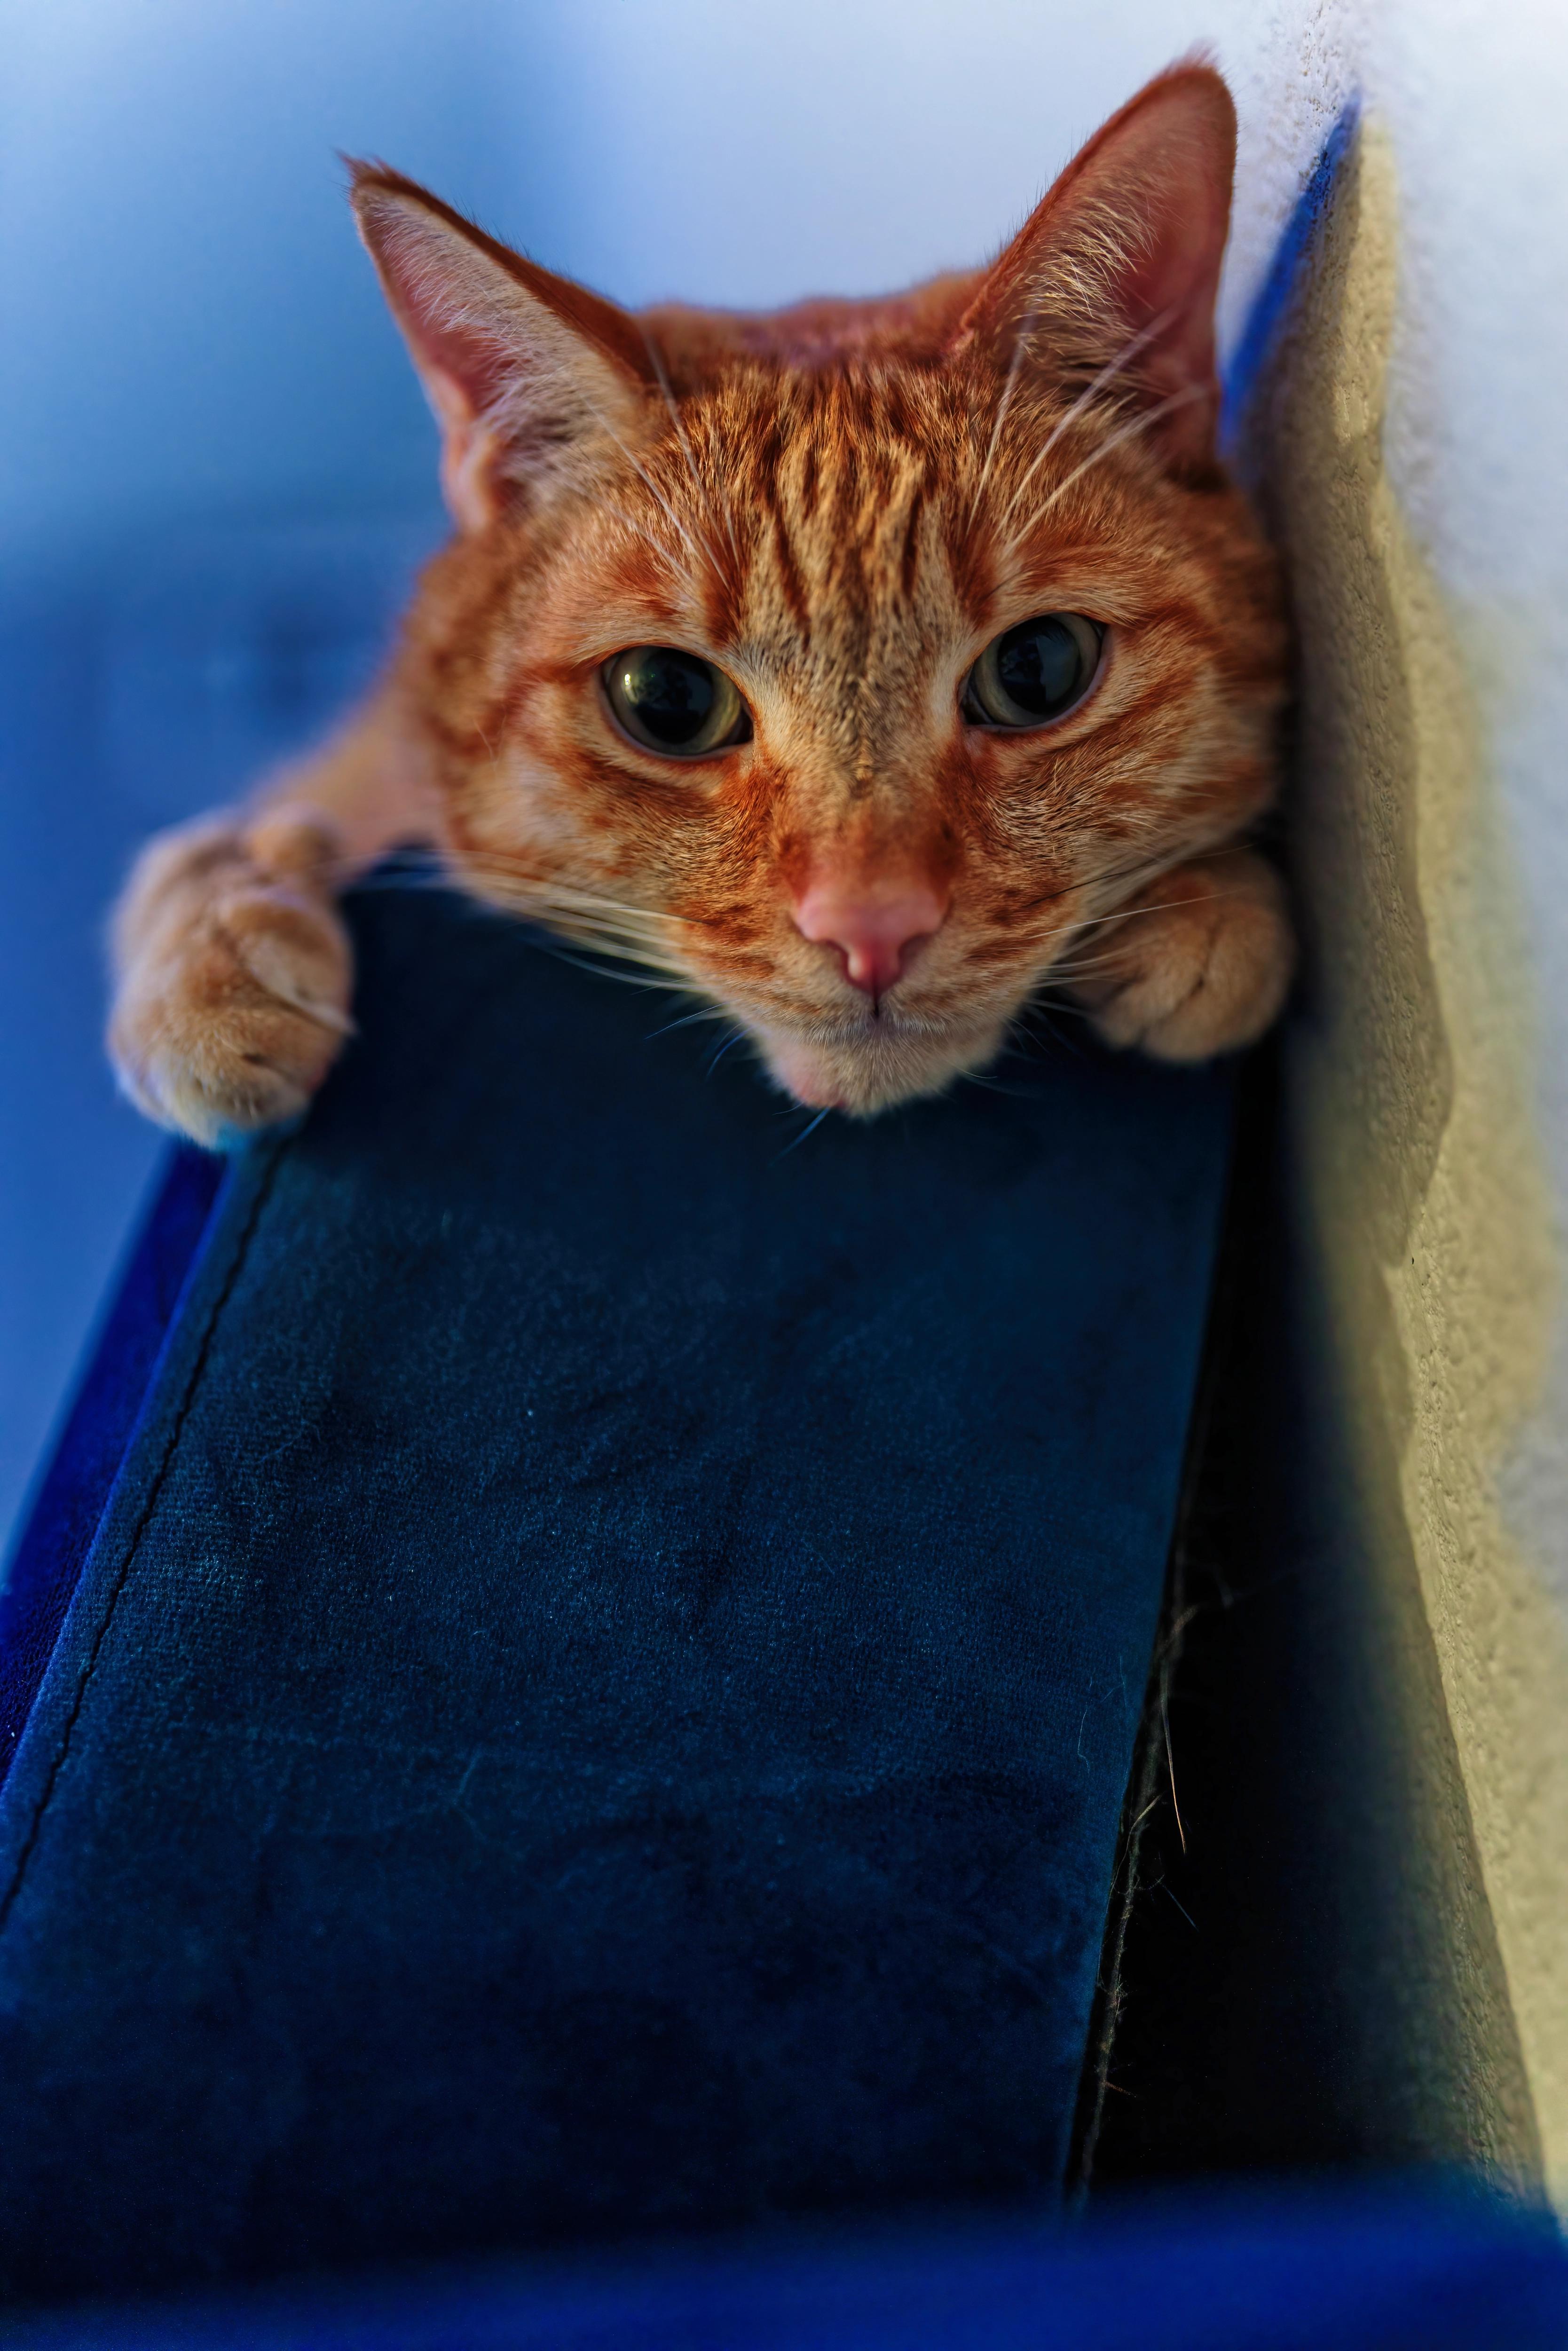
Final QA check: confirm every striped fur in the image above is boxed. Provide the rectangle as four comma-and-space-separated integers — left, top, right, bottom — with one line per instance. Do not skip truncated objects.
108, 64, 1292, 1142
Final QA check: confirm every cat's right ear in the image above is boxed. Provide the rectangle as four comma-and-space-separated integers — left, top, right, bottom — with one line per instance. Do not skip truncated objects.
349, 164, 653, 533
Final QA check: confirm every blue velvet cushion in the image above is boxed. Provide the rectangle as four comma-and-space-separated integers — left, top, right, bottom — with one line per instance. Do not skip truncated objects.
0, 884, 1230, 2302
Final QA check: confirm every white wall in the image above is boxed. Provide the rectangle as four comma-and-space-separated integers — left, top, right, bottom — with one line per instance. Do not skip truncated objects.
0, 0, 512, 559
0, 0, 1382, 549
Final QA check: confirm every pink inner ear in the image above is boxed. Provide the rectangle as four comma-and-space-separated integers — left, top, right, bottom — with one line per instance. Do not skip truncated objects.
1102, 94, 1235, 396
390, 269, 514, 425
430, 380, 504, 534
1112, 173, 1229, 407
352, 190, 509, 424
351, 163, 655, 426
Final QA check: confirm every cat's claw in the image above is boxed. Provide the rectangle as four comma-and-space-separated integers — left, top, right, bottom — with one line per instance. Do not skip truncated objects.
108, 812, 354, 1149
1067, 850, 1293, 1064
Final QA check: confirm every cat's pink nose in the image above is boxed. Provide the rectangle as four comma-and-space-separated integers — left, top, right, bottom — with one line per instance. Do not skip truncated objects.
793, 876, 948, 996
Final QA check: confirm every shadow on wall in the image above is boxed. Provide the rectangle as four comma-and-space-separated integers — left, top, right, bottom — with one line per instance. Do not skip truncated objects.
1091, 115, 1567, 2199
1259, 117, 1568, 2193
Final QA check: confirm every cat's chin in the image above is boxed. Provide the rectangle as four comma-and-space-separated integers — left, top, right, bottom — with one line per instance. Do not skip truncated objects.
750, 1016, 1010, 1120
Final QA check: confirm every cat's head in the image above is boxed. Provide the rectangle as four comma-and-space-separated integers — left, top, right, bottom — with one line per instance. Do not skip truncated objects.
353, 63, 1286, 1114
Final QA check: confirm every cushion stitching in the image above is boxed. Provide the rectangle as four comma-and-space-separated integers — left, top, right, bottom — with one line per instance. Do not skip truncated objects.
0, 1144, 287, 1941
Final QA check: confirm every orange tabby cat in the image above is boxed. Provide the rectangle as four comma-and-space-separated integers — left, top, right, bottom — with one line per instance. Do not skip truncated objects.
109, 63, 1291, 1145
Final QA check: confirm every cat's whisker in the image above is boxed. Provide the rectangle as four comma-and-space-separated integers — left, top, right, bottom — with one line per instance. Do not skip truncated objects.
483, 384, 691, 581
1045, 895, 1247, 984
1026, 1007, 1089, 1062
773, 1104, 833, 1160
596, 498, 691, 576
457, 881, 694, 981
1041, 887, 1230, 955
1045, 951, 1145, 981
527, 891, 687, 932
457, 882, 664, 938
454, 859, 705, 934
529, 936, 708, 998
640, 324, 743, 569
1076, 838, 1224, 899
1004, 384, 1207, 548
582, 395, 732, 598
999, 997, 1085, 1067
645, 1003, 733, 1041
988, 304, 1178, 538
1001, 844, 1184, 931
968, 297, 1043, 524
1054, 903, 1162, 940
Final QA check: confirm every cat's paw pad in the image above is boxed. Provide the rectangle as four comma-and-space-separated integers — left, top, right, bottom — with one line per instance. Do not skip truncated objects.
109, 813, 354, 1147
1069, 852, 1293, 1063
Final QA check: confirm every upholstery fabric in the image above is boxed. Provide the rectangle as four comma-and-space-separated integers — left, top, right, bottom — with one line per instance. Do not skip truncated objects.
0, 885, 1230, 2302
0, 1148, 224, 1785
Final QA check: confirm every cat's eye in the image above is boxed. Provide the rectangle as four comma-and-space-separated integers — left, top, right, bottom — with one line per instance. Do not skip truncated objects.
602, 646, 750, 758
962, 613, 1103, 730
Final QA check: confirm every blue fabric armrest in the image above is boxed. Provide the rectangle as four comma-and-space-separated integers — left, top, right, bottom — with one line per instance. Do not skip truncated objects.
0, 1147, 223, 1784
0, 884, 1232, 2303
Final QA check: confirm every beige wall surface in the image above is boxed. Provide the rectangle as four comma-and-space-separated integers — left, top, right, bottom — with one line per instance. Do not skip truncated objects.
1222, 1, 1568, 2200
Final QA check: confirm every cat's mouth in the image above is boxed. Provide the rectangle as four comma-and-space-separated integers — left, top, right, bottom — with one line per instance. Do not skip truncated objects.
747, 1007, 1014, 1118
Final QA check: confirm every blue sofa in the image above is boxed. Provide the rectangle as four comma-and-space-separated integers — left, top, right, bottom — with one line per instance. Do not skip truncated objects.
0, 877, 1234, 2302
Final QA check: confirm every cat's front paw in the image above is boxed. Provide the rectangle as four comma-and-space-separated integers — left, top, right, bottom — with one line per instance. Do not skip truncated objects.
109, 811, 354, 1147
1066, 849, 1293, 1063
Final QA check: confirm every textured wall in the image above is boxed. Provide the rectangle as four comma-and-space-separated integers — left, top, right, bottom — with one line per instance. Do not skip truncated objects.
1227, 0, 1568, 2198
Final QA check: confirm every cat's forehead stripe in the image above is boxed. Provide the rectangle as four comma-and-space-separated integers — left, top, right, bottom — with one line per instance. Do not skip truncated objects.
686, 376, 963, 669
664, 363, 1170, 662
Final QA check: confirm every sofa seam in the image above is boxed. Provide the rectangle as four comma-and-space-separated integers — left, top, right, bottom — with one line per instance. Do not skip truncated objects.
0, 1144, 286, 1940
1064, 1069, 1242, 2194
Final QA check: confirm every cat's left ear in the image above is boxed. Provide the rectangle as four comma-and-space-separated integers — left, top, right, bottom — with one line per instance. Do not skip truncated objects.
349, 163, 654, 533
957, 63, 1236, 471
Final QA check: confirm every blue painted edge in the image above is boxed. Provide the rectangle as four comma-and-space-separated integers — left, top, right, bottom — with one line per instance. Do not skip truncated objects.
0, 1147, 226, 1792
0, 2180, 1562, 2350
1220, 99, 1362, 455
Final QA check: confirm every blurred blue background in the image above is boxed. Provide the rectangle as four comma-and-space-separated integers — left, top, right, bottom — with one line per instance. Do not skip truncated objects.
0, 0, 1226, 1550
